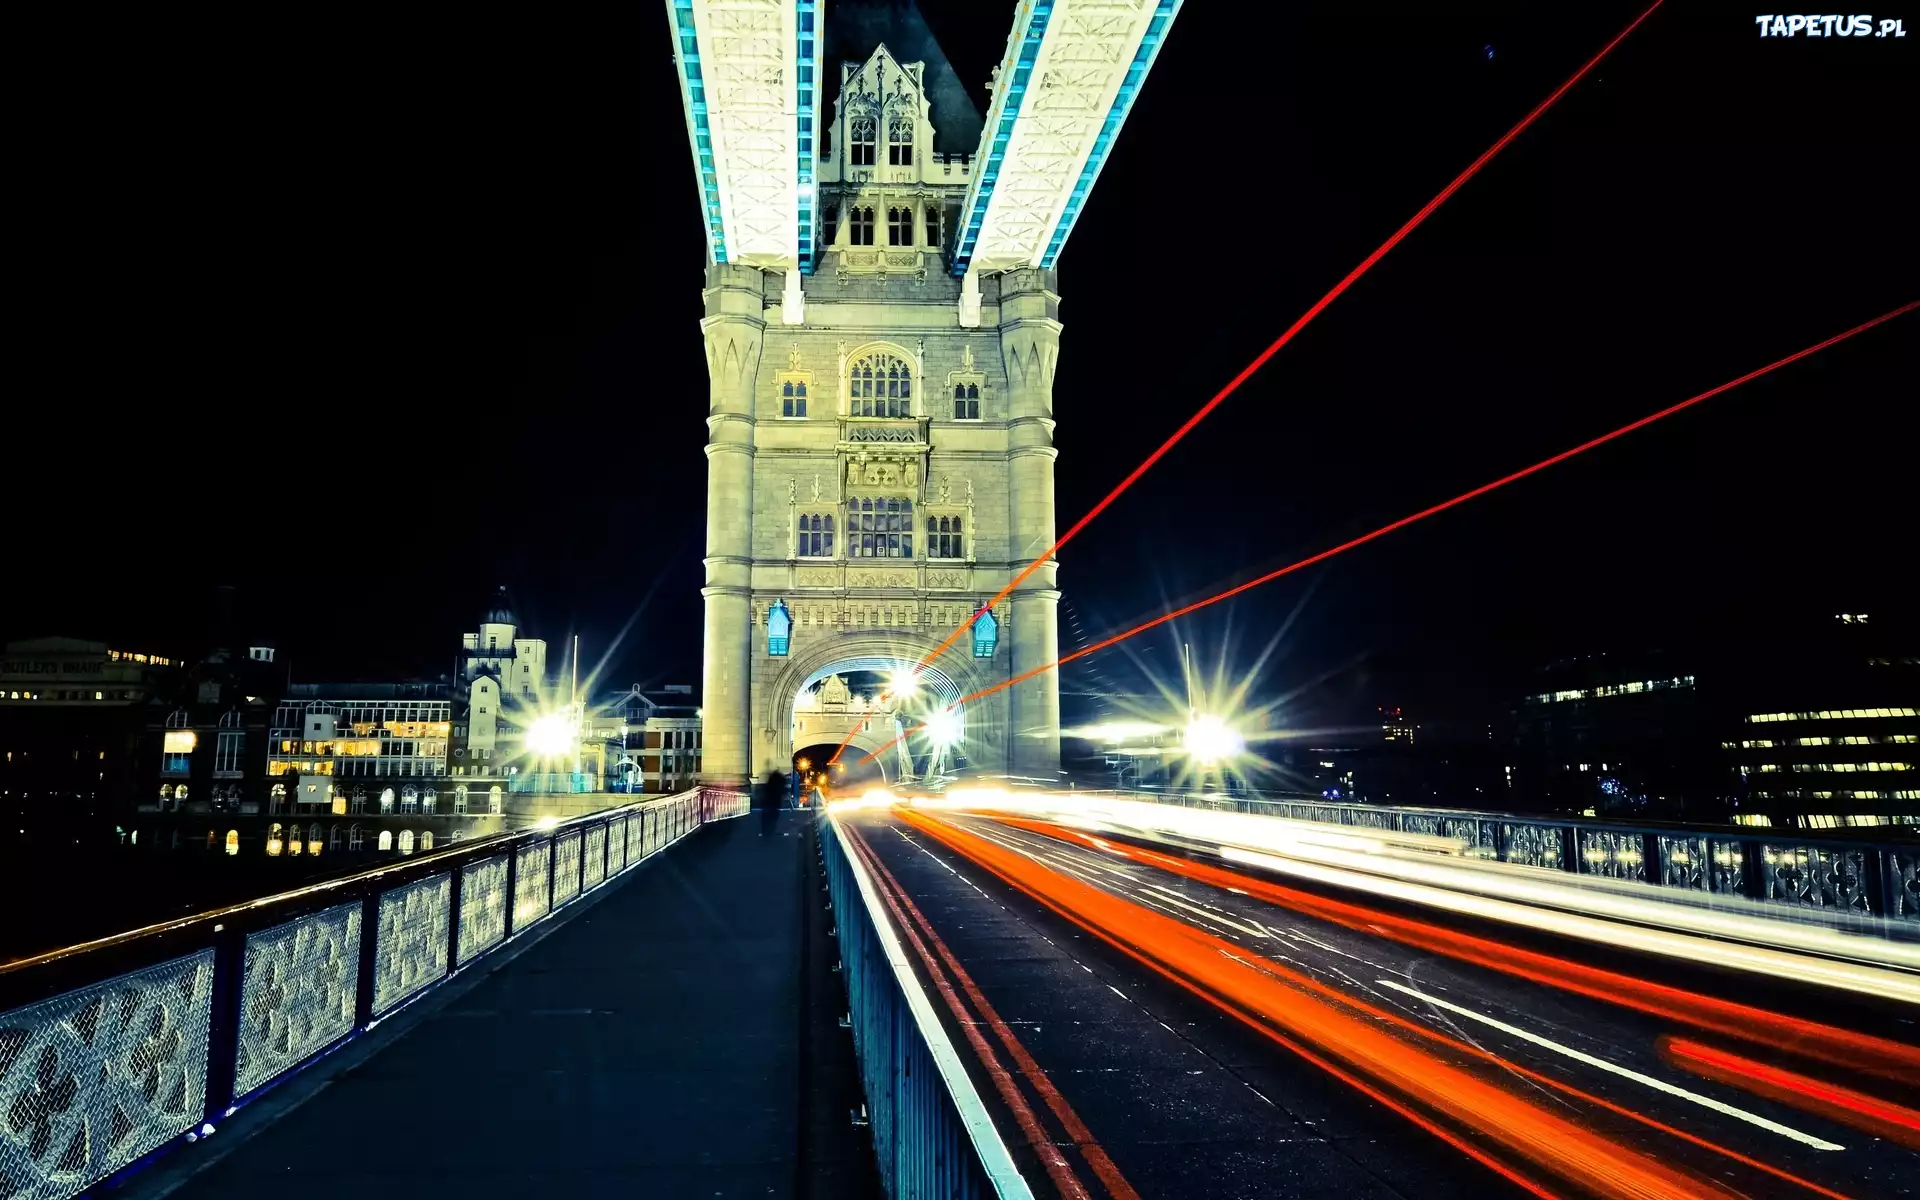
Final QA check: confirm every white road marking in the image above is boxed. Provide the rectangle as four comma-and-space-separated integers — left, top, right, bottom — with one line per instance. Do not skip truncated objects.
1374, 979, 1845, 1151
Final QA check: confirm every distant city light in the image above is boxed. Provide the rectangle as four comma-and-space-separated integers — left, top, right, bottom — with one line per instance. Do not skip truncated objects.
1183, 714, 1244, 765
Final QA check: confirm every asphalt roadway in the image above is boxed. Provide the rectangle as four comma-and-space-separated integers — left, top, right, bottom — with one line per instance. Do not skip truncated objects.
840, 807, 1917, 1200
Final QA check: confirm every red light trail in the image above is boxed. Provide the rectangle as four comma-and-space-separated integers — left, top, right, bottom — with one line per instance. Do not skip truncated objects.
858, 300, 1917, 766
827, 0, 1665, 768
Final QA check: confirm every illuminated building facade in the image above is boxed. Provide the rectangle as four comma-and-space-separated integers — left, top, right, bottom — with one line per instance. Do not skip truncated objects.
451, 589, 550, 794
267, 683, 455, 816
613, 685, 704, 794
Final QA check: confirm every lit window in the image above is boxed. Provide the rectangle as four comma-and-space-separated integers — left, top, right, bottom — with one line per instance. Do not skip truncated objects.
398, 829, 415, 854
888, 115, 913, 165
850, 496, 914, 557
848, 352, 911, 417
888, 206, 912, 245
797, 512, 835, 557
927, 515, 965, 559
266, 823, 284, 857
848, 206, 875, 245
972, 608, 999, 658
850, 115, 876, 166
953, 382, 980, 420
782, 379, 808, 418
225, 829, 240, 855
767, 600, 793, 658
378, 829, 393, 851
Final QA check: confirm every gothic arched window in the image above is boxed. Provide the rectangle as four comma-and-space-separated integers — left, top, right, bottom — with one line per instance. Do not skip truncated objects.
888, 116, 913, 165
849, 206, 875, 245
767, 600, 793, 658
927, 515, 965, 560
378, 829, 393, 852
797, 512, 834, 558
926, 202, 944, 250
850, 116, 876, 166
850, 497, 914, 558
781, 379, 808, 418
953, 382, 980, 420
848, 353, 912, 417
887, 206, 912, 246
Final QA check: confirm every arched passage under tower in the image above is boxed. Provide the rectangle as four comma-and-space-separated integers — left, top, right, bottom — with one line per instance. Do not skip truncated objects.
760, 634, 1000, 791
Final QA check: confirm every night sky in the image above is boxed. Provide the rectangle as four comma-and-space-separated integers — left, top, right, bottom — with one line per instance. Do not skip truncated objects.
10, 3, 1914, 730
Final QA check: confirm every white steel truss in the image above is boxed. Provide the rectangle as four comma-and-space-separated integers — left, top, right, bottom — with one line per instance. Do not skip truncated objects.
953, 0, 1181, 278
667, 0, 822, 270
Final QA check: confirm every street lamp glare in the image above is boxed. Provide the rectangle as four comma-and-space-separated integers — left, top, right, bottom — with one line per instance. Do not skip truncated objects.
526, 713, 574, 757
924, 707, 962, 748
1183, 714, 1243, 765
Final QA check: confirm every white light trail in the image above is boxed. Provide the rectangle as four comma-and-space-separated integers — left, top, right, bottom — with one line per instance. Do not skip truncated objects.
1374, 979, 1846, 1151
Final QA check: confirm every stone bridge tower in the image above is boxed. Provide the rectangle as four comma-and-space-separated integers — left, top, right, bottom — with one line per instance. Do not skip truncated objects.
696, 25, 1063, 785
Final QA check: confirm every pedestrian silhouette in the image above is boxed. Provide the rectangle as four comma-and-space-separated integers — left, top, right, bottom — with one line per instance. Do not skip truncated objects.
759, 769, 785, 836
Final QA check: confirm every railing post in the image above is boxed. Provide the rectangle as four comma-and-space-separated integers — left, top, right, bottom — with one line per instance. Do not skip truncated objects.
1740, 834, 1767, 901
1559, 824, 1578, 874
202, 920, 247, 1121
353, 888, 381, 1027
501, 836, 520, 940
1641, 831, 1662, 886
446, 862, 466, 969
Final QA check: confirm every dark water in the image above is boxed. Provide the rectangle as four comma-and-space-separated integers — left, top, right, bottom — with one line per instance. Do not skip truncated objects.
0, 844, 372, 962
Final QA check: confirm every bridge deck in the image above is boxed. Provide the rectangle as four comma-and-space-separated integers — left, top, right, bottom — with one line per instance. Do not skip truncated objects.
160, 811, 876, 1200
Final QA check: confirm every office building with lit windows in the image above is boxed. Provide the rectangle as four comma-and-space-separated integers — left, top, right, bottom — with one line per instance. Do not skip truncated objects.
1510, 610, 1918, 826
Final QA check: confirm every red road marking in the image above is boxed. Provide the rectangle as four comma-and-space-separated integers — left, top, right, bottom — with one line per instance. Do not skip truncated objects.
853, 821, 1142, 1200
839, 820, 1094, 1200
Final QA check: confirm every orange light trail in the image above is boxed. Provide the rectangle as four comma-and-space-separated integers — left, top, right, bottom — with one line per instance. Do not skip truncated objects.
827, 0, 1666, 769
895, 807, 1750, 1200
858, 300, 1918, 766
988, 813, 1920, 1084
1662, 1037, 1920, 1152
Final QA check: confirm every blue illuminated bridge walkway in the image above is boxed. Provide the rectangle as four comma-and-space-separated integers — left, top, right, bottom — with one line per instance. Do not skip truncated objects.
5, 790, 1917, 1200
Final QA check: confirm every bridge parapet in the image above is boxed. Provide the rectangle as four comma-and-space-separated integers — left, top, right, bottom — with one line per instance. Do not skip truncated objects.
1076, 790, 1920, 929
0, 786, 747, 1200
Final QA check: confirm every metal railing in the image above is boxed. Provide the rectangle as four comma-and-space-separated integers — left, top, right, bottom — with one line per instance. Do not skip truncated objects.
0, 785, 748, 1200
821, 815, 1033, 1200
1087, 790, 1920, 927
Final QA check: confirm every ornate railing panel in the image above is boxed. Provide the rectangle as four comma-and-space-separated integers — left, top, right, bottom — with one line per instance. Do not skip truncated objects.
553, 831, 583, 906
234, 904, 360, 1096
1578, 830, 1647, 882
0, 787, 749, 1200
608, 816, 628, 875
0, 951, 213, 1200
456, 856, 509, 963
1762, 844, 1873, 915
1502, 823, 1565, 870
1892, 852, 1920, 923
372, 874, 450, 1015
514, 839, 552, 928
583, 826, 607, 891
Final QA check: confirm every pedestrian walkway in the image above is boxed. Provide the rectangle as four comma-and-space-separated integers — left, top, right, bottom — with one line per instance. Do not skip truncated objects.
162, 812, 876, 1200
